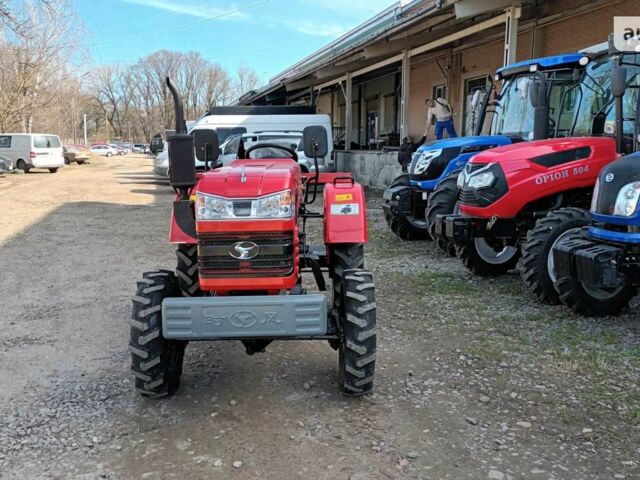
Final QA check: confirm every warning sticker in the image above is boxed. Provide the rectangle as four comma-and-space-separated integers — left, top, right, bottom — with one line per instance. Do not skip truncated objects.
331, 203, 359, 215
335, 193, 354, 202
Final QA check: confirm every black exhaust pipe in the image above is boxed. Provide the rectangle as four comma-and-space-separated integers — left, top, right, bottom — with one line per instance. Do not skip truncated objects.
165, 77, 195, 198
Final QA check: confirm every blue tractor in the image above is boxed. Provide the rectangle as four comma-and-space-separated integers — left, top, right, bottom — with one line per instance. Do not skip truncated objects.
383, 52, 587, 252
552, 55, 640, 316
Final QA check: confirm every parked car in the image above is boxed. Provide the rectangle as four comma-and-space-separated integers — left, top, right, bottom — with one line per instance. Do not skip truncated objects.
0, 133, 65, 173
132, 143, 148, 154
0, 155, 13, 173
153, 149, 169, 177
91, 144, 119, 157
63, 145, 90, 165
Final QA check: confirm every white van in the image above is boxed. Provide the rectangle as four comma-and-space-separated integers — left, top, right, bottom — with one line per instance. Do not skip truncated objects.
190, 110, 334, 171
0, 133, 65, 173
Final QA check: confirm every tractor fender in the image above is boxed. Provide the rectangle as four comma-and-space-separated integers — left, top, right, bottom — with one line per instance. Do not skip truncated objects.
323, 181, 368, 244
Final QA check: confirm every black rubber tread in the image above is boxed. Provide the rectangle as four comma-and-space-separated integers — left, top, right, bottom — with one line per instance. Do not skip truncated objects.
176, 244, 202, 297
426, 173, 459, 256
384, 174, 431, 241
339, 269, 376, 396
456, 240, 521, 277
130, 270, 186, 397
64, 157, 71, 165
384, 174, 410, 227
49, 168, 59, 173
329, 244, 365, 312
554, 229, 638, 317
517, 207, 591, 305
389, 216, 431, 241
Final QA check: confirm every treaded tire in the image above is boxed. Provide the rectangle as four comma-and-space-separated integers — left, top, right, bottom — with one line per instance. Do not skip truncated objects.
329, 243, 364, 312
176, 244, 202, 297
554, 229, 638, 317
457, 240, 520, 276
517, 207, 591, 304
130, 270, 186, 398
426, 173, 459, 256
384, 174, 430, 241
49, 168, 58, 173
339, 269, 376, 396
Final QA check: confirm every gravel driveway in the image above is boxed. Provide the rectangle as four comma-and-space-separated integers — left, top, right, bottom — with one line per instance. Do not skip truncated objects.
0, 156, 638, 479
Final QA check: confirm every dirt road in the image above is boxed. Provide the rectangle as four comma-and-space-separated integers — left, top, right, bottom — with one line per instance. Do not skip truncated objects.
0, 156, 638, 479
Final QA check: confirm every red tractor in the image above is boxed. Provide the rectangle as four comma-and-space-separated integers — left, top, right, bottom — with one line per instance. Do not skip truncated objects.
439, 48, 639, 304
129, 79, 376, 397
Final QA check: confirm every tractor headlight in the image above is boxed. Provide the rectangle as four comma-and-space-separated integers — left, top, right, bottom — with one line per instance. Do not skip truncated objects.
613, 181, 640, 216
252, 190, 294, 218
196, 190, 294, 220
467, 171, 495, 189
457, 170, 465, 189
412, 149, 442, 175
196, 193, 234, 219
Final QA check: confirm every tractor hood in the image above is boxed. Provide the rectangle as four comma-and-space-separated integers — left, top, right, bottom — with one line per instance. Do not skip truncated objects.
467, 137, 617, 173
409, 135, 514, 182
196, 159, 301, 198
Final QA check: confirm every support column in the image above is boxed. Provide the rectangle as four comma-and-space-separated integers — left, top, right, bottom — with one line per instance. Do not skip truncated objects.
400, 49, 411, 140
344, 73, 353, 150
503, 5, 520, 66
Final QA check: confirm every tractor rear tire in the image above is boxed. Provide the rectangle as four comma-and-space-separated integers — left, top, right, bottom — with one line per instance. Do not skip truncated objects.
176, 244, 202, 297
130, 270, 186, 397
457, 238, 520, 276
426, 173, 459, 256
339, 269, 376, 396
384, 174, 431, 241
329, 243, 364, 313
518, 208, 591, 304
554, 230, 638, 317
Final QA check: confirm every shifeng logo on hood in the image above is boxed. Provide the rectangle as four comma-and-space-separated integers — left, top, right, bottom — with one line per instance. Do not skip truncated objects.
228, 241, 260, 260
605, 172, 615, 183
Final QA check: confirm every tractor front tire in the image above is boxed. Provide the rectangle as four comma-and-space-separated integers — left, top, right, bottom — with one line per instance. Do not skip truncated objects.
130, 270, 186, 398
176, 244, 201, 297
518, 208, 591, 304
384, 174, 431, 241
426, 173, 459, 256
554, 230, 638, 317
457, 238, 520, 276
339, 269, 376, 396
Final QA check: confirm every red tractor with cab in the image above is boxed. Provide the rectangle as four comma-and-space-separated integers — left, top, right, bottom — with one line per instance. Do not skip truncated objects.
438, 46, 640, 304
130, 79, 376, 397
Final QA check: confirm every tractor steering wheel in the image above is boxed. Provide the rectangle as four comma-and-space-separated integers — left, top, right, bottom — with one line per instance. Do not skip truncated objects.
243, 143, 298, 161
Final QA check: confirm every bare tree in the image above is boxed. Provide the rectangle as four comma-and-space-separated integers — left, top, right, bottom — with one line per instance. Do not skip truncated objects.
235, 64, 260, 99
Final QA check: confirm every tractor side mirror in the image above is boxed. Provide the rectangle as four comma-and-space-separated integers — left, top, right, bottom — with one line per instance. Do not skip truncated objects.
193, 129, 219, 162
529, 78, 546, 108
612, 63, 628, 98
302, 125, 328, 158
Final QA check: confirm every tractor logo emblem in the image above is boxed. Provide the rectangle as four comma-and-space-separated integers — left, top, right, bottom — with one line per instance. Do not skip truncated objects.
605, 172, 615, 182
228, 241, 260, 260
230, 311, 258, 328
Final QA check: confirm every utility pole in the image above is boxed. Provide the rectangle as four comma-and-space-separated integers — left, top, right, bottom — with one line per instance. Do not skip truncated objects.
83, 114, 88, 147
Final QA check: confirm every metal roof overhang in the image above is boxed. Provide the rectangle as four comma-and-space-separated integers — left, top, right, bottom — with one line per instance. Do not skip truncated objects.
239, 0, 535, 105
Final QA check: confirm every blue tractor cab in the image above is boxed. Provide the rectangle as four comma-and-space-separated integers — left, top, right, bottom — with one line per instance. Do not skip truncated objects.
552, 52, 640, 316
383, 52, 586, 248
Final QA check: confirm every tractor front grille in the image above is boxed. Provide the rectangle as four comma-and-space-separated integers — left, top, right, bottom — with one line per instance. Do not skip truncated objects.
197, 232, 295, 278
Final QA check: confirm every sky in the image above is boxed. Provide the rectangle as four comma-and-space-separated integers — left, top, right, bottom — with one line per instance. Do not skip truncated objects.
78, 0, 399, 85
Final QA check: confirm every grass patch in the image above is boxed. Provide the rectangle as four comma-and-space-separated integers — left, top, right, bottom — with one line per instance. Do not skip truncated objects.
414, 271, 482, 296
